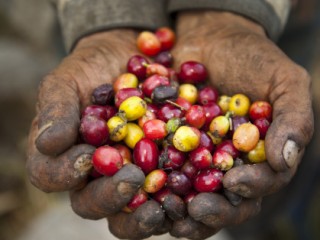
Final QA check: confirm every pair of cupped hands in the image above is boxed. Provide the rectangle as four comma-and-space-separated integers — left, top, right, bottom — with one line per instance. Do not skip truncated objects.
26, 11, 313, 240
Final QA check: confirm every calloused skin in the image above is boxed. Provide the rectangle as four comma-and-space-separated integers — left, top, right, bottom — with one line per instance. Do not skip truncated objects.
26, 10, 314, 240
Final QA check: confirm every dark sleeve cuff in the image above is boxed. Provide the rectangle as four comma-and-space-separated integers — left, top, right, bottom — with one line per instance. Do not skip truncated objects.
56, 0, 169, 52
168, 0, 291, 41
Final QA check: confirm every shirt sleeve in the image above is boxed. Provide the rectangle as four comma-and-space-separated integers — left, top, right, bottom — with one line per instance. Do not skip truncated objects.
168, 0, 292, 41
51, 0, 169, 52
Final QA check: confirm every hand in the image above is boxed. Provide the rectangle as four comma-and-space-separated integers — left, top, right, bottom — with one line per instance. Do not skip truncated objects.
170, 11, 314, 238
26, 29, 166, 239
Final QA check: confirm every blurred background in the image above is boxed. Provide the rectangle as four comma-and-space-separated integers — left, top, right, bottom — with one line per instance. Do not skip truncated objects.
0, 0, 319, 240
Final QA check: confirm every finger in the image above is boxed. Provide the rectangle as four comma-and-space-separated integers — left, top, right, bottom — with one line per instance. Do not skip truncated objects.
70, 164, 145, 220
162, 193, 187, 221
266, 64, 313, 172
170, 216, 218, 240
107, 200, 165, 240
223, 159, 301, 198
26, 118, 94, 192
188, 193, 261, 229
153, 217, 172, 236
35, 73, 81, 156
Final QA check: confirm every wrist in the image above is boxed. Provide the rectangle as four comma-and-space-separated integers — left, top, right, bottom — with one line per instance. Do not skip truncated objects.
176, 11, 266, 38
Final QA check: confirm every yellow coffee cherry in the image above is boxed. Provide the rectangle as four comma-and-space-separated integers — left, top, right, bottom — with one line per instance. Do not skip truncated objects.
209, 116, 230, 138
113, 73, 139, 93
119, 96, 147, 121
107, 116, 128, 142
124, 123, 144, 149
229, 93, 251, 116
218, 95, 231, 114
248, 140, 267, 163
173, 126, 200, 152
179, 83, 198, 104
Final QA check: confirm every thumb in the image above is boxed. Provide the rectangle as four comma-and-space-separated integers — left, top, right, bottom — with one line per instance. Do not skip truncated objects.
266, 64, 314, 172
35, 73, 80, 156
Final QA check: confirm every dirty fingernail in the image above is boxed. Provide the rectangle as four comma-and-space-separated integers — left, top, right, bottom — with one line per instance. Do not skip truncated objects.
36, 121, 53, 140
283, 140, 299, 168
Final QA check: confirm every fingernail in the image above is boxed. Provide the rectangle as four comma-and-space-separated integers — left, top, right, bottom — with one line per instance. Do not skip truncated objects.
36, 121, 53, 139
283, 140, 299, 168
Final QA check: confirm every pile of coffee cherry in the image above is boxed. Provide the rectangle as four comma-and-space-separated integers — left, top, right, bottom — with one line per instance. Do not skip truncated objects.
79, 27, 272, 212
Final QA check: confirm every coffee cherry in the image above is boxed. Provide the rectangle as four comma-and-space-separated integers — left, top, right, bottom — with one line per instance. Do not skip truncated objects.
230, 115, 249, 134
178, 61, 207, 84
155, 27, 175, 51
217, 95, 231, 114
166, 117, 183, 134
197, 86, 219, 105
212, 149, 234, 171
254, 118, 270, 139
113, 144, 132, 165
133, 138, 159, 174
185, 105, 206, 129
232, 122, 260, 152
123, 188, 148, 213
142, 74, 170, 97
143, 169, 168, 193
107, 116, 128, 142
179, 83, 198, 104
229, 93, 251, 116
202, 102, 223, 131
193, 168, 224, 193
209, 116, 230, 138
91, 83, 114, 105
158, 103, 184, 122
114, 88, 144, 108
113, 73, 139, 93
152, 187, 172, 204
119, 96, 147, 121
181, 160, 198, 180
199, 131, 215, 153
248, 140, 266, 163
249, 101, 272, 121
124, 123, 144, 149
167, 171, 192, 196
189, 146, 213, 170
147, 103, 159, 116
138, 110, 156, 128
92, 145, 123, 176
173, 126, 200, 152
79, 115, 109, 147
146, 63, 170, 77
82, 105, 116, 121
154, 51, 173, 67
127, 55, 149, 80
160, 146, 186, 170
152, 85, 178, 104
143, 119, 167, 140
175, 97, 192, 111
216, 140, 239, 159
137, 31, 161, 56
